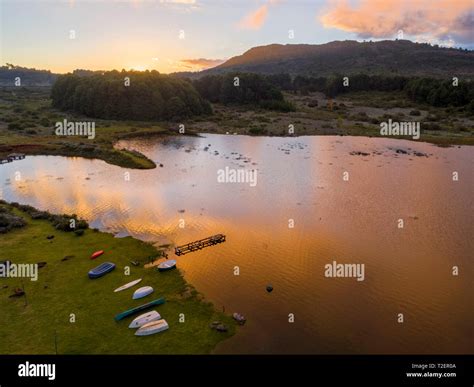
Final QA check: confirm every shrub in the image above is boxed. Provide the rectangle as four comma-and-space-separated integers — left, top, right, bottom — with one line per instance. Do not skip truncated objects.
259, 99, 295, 112
248, 126, 267, 135
8, 122, 23, 131
0, 207, 26, 234
39, 117, 50, 127
423, 122, 442, 131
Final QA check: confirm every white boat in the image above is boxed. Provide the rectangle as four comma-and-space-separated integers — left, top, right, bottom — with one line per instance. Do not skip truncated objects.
114, 278, 142, 293
135, 319, 169, 336
133, 286, 154, 300
157, 260, 176, 272
128, 310, 161, 328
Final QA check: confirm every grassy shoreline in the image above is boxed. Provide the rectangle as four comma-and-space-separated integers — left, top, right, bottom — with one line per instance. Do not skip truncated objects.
0, 201, 236, 354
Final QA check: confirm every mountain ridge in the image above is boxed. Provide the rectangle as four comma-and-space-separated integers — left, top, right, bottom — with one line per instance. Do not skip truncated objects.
196, 40, 474, 78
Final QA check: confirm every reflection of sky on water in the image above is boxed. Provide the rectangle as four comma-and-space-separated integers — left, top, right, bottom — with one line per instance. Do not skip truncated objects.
1, 134, 472, 354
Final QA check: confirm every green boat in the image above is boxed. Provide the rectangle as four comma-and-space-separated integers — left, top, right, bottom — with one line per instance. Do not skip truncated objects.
114, 298, 166, 321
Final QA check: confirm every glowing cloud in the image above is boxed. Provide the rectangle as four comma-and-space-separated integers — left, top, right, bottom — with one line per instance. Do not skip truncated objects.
238, 4, 269, 30
320, 0, 474, 45
179, 58, 226, 70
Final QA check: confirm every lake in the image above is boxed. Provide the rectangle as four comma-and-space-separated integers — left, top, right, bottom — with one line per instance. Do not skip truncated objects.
1, 134, 472, 354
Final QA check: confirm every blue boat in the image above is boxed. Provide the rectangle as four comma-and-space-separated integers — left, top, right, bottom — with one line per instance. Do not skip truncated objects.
88, 262, 115, 279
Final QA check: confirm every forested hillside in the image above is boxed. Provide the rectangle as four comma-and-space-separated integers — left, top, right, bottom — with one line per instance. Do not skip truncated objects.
201, 40, 474, 78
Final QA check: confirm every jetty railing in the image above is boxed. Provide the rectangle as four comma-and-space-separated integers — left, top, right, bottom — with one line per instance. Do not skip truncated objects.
175, 234, 226, 256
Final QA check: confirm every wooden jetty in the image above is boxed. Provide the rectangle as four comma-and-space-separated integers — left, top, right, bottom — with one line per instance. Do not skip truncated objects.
0, 153, 26, 164
175, 234, 226, 256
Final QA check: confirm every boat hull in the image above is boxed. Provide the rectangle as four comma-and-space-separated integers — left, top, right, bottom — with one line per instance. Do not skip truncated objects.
88, 262, 115, 279
114, 298, 166, 321
135, 319, 169, 336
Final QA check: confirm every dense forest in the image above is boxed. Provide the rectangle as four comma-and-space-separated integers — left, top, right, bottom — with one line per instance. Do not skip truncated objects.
51, 70, 212, 120
192, 73, 295, 111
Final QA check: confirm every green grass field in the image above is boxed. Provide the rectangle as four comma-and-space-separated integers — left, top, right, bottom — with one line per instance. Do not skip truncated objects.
0, 204, 235, 354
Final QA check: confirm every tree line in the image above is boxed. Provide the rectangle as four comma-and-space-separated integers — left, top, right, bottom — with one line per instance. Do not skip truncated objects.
0, 64, 57, 86
51, 70, 473, 121
51, 70, 212, 120
263, 73, 473, 109
192, 73, 295, 111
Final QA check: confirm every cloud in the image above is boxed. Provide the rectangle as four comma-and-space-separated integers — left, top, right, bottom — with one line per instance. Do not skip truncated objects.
238, 4, 269, 30
179, 58, 226, 70
320, 0, 474, 45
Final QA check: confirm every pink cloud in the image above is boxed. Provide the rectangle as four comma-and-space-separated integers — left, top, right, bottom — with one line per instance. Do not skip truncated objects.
238, 4, 269, 30
320, 0, 474, 44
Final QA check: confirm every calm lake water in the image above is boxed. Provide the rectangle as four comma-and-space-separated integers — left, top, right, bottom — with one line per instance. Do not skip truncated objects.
1, 134, 472, 354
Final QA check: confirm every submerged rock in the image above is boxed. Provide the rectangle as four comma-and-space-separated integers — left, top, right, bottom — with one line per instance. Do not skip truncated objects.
414, 151, 428, 157
350, 151, 370, 156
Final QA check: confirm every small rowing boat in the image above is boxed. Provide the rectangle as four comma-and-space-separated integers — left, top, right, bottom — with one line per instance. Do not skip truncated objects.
157, 260, 176, 272
90, 250, 104, 260
88, 262, 115, 279
114, 298, 166, 321
129, 311, 161, 329
133, 286, 154, 300
135, 319, 169, 336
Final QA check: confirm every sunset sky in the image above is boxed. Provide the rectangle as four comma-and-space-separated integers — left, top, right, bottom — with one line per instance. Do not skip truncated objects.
1, 0, 472, 74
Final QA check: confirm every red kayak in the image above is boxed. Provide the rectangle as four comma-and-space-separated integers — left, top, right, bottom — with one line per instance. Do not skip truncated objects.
90, 250, 104, 260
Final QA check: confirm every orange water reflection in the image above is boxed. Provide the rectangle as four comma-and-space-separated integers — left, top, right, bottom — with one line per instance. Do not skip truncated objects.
1, 134, 472, 353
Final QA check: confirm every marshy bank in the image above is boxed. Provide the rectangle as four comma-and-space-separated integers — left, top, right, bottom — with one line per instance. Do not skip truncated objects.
1, 86, 472, 175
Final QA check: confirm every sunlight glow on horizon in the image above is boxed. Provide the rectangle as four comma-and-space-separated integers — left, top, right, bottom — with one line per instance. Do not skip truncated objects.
1, 0, 472, 74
